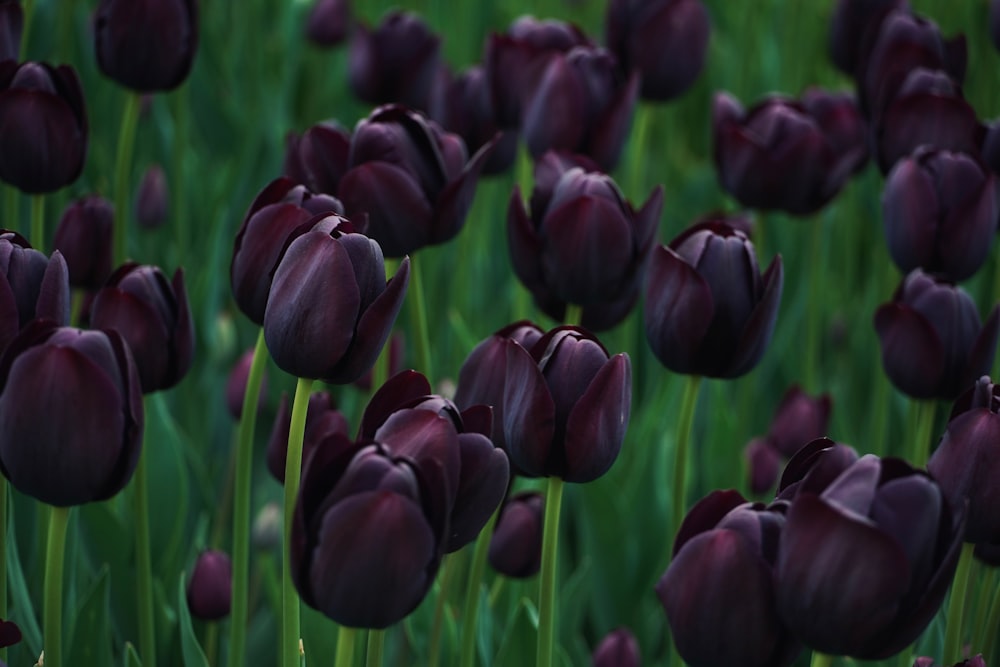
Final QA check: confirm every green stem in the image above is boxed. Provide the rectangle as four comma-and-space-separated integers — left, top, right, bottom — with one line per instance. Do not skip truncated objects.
810, 652, 834, 667
458, 508, 500, 667
282, 377, 315, 667
427, 554, 457, 667
564, 304, 582, 328
204, 622, 219, 667
18, 0, 33, 61
672, 376, 703, 534
0, 479, 6, 625
135, 437, 157, 667
536, 476, 565, 667
974, 565, 998, 655
335, 626, 356, 667
628, 104, 652, 200
113, 92, 141, 266
982, 566, 1000, 663
5, 189, 18, 238
943, 542, 976, 663
910, 400, 937, 467
171, 84, 190, 263
366, 629, 384, 667
30, 195, 45, 251
803, 217, 825, 394
43, 506, 70, 667
227, 329, 269, 667
408, 255, 433, 381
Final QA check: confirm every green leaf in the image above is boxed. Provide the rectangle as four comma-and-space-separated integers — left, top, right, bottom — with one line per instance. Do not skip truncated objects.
176, 575, 210, 667
6, 505, 42, 656
67, 565, 113, 667
493, 597, 539, 667
124, 642, 143, 667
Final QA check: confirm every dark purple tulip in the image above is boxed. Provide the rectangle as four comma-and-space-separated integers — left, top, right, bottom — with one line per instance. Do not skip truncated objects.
267, 390, 349, 483
983, 120, 1000, 175
712, 89, 867, 215
263, 214, 410, 383
992, 0, 1000, 52
186, 550, 232, 620
503, 326, 631, 482
225, 347, 267, 420
135, 164, 169, 229
338, 105, 495, 257
484, 16, 592, 130
775, 437, 860, 501
828, 0, 907, 76
657, 490, 801, 667
508, 151, 662, 331
305, 0, 350, 48
90, 263, 194, 393
283, 123, 352, 196
592, 627, 641, 667
776, 455, 965, 659
230, 177, 344, 325
874, 270, 1000, 400
767, 385, 833, 458
348, 11, 440, 110
428, 65, 517, 176
358, 370, 509, 552
352, 332, 404, 392
873, 68, 982, 174
52, 196, 114, 290
94, 0, 198, 92
489, 491, 544, 578
644, 218, 783, 378
0, 231, 70, 352
0, 322, 143, 506
605, 0, 710, 102
883, 147, 996, 282
290, 409, 460, 628
522, 45, 638, 172
0, 61, 87, 194
0, 0, 22, 62
745, 437, 782, 495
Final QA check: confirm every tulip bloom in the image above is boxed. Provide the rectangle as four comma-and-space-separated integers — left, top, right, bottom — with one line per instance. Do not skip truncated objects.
94, 0, 198, 92
348, 11, 440, 110
187, 550, 232, 621
508, 151, 663, 330
305, 0, 350, 48
52, 196, 114, 289
644, 217, 783, 378
657, 490, 801, 667
775, 455, 965, 659
775, 437, 860, 502
874, 270, 1000, 400
0, 322, 143, 506
489, 492, 544, 578
0, 61, 87, 194
282, 123, 352, 196
592, 628, 641, 667
0, 231, 70, 352
263, 214, 409, 383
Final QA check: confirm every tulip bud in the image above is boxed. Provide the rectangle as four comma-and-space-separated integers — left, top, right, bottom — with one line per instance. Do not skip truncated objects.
744, 437, 782, 495
90, 263, 194, 393
266, 390, 349, 483
489, 492, 544, 578
52, 196, 114, 290
0, 322, 143, 506
186, 550, 232, 620
0, 231, 70, 352
94, 0, 198, 92
767, 385, 832, 458
644, 217, 783, 378
305, 0, 350, 48
592, 627, 641, 667
135, 164, 169, 229
225, 347, 267, 420
0, 0, 23, 62
827, 0, 906, 75
282, 123, 352, 196
0, 61, 87, 194
348, 11, 440, 110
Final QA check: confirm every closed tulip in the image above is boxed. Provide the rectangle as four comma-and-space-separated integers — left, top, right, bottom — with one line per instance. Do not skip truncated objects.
874, 269, 1000, 400
489, 491, 544, 578
348, 11, 440, 110
337, 105, 495, 257
0, 61, 87, 194
135, 164, 169, 229
644, 217, 783, 378
502, 325, 631, 482
305, 0, 350, 48
266, 390, 349, 483
282, 122, 352, 196
94, 0, 198, 92
187, 550, 232, 621
508, 150, 663, 330
90, 263, 194, 393
827, 0, 907, 76
592, 627, 641, 667
656, 490, 801, 667
775, 455, 965, 659
0, 322, 143, 506
0, 0, 22, 63
0, 231, 70, 352
605, 0, 710, 102
52, 196, 114, 290
263, 214, 409, 383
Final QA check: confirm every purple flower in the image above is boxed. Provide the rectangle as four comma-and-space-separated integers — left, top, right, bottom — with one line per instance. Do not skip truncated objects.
348, 11, 440, 110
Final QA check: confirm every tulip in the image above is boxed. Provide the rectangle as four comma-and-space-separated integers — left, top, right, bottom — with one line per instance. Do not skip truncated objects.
290, 409, 460, 628
230, 177, 343, 325
484, 16, 592, 129
135, 164, 169, 229
508, 151, 663, 331
94, 0, 198, 92
827, 0, 907, 76
0, 231, 70, 352
744, 438, 782, 495
712, 89, 867, 215
51, 196, 114, 289
644, 217, 783, 378
775, 455, 965, 658
0, 0, 22, 62
983, 120, 1000, 175
0, 322, 143, 506
305, 0, 350, 48
521, 45, 638, 171
874, 269, 1000, 400
337, 105, 495, 257
348, 11, 440, 110
592, 627, 641, 667
489, 491, 544, 578
502, 325, 631, 482
266, 390, 349, 483
263, 213, 410, 383
225, 347, 267, 420
359, 370, 509, 552
282, 123, 352, 196
656, 490, 801, 667
0, 61, 87, 194
187, 550, 232, 620
604, 0, 710, 102
993, 0, 1000, 52
775, 437, 860, 501
90, 263, 194, 393
766, 386, 833, 458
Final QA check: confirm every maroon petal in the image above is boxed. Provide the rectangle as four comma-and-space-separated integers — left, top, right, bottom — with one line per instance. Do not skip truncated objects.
507, 186, 545, 292
522, 54, 586, 161
588, 71, 638, 171
446, 432, 509, 552
338, 163, 433, 258
729, 255, 783, 378
432, 134, 497, 245
634, 185, 665, 254
964, 305, 1000, 390
502, 340, 555, 477
938, 174, 996, 281
35, 250, 70, 325
360, 369, 432, 439
561, 353, 630, 482
672, 488, 747, 557
644, 245, 714, 375
882, 156, 940, 274
874, 303, 947, 399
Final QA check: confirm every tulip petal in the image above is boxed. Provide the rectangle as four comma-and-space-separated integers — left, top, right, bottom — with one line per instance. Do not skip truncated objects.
502, 340, 555, 476
432, 134, 496, 245
882, 157, 940, 274
34, 249, 69, 326
873, 303, 947, 399
562, 353, 630, 482
169, 268, 194, 389
338, 163, 433, 258
964, 305, 1000, 394
634, 185, 664, 254
644, 245, 714, 375
446, 432, 509, 552
938, 174, 996, 281
589, 71, 638, 171
360, 370, 432, 439
507, 186, 545, 292
522, 54, 586, 161
672, 488, 748, 557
